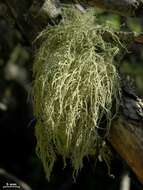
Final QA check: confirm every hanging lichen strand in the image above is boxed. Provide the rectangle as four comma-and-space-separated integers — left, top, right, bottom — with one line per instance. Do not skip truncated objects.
33, 8, 122, 180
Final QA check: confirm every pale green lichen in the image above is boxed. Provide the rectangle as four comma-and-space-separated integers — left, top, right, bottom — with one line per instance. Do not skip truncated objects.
33, 8, 122, 180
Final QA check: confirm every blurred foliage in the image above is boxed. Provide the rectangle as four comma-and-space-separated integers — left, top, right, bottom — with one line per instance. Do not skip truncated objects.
95, 8, 143, 96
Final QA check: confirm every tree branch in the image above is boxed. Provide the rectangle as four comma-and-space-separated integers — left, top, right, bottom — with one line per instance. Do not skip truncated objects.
81, 0, 143, 17
108, 91, 143, 184
0, 168, 32, 190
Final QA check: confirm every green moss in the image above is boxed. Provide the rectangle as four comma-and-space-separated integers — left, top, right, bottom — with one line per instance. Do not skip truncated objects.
33, 8, 122, 180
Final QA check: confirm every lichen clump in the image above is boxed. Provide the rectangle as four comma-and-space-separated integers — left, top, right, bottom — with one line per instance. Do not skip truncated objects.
33, 8, 121, 179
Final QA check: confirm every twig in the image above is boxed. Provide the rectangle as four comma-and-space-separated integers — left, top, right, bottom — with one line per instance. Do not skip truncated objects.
0, 168, 32, 190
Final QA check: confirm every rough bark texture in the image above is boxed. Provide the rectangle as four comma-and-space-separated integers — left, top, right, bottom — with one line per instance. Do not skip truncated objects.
109, 118, 143, 184
2, 0, 143, 185
3, 0, 143, 42
108, 87, 143, 184
109, 90, 143, 184
62, 0, 143, 16
3, 0, 61, 41
81, 0, 143, 16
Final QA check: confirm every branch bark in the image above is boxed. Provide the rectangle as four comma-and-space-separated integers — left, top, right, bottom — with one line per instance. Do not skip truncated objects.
108, 88, 143, 184
108, 95, 143, 184
81, 0, 143, 17
62, 0, 143, 17
3, 0, 143, 43
0, 168, 32, 190
109, 117, 143, 184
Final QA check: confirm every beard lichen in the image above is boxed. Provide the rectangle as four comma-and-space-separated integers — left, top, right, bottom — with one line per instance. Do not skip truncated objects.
33, 8, 122, 180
